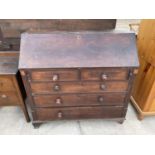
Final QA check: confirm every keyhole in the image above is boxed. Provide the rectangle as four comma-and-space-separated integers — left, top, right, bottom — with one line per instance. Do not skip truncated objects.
0, 82, 3, 87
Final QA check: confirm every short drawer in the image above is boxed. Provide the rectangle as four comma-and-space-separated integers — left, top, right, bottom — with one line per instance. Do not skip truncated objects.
34, 106, 124, 121
81, 68, 129, 81
0, 77, 15, 91
0, 92, 19, 105
30, 81, 128, 94
30, 69, 79, 81
33, 93, 126, 107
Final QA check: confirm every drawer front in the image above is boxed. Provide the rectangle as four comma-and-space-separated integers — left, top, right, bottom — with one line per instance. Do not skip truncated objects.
30, 81, 128, 94
0, 92, 19, 105
30, 70, 79, 81
33, 93, 126, 107
34, 106, 124, 121
81, 68, 129, 81
0, 77, 15, 91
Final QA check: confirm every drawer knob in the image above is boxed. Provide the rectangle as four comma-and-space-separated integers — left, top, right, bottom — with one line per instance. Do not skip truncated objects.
98, 96, 104, 102
1, 94, 7, 98
52, 74, 59, 81
53, 84, 60, 91
100, 84, 106, 90
101, 74, 108, 80
57, 112, 63, 118
56, 98, 62, 104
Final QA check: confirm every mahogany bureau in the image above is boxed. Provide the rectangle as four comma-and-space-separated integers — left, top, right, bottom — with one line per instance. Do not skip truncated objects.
0, 51, 30, 122
19, 31, 139, 128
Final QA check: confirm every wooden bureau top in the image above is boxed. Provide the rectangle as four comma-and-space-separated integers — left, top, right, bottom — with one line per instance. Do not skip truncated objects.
0, 51, 19, 74
19, 31, 139, 69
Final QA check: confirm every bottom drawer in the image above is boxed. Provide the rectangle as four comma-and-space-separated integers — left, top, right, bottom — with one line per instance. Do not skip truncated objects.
0, 92, 19, 105
34, 106, 124, 121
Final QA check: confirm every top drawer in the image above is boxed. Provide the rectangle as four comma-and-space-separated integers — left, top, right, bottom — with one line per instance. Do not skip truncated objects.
81, 68, 129, 81
30, 69, 79, 82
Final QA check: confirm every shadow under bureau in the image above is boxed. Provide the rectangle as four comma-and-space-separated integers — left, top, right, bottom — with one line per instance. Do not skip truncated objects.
19, 31, 139, 128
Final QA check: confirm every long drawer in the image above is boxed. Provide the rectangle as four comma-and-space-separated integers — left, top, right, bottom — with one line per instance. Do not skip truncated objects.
33, 93, 126, 107
30, 81, 128, 94
34, 106, 124, 121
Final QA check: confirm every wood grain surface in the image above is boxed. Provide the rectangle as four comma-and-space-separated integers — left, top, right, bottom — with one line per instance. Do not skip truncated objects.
19, 32, 139, 69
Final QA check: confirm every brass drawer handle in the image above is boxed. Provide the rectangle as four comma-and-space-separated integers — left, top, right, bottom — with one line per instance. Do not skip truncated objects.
52, 74, 59, 81
55, 98, 62, 105
98, 96, 104, 103
101, 73, 108, 80
1, 94, 7, 99
100, 84, 106, 90
53, 84, 60, 91
57, 111, 63, 118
